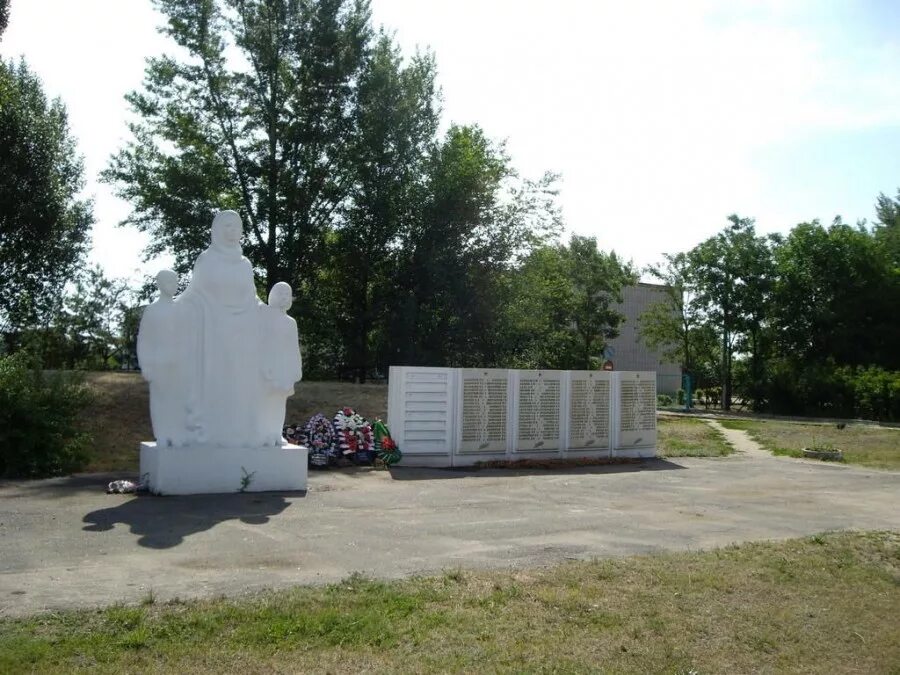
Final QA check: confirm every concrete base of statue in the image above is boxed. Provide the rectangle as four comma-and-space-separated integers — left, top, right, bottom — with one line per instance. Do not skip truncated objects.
139, 442, 308, 495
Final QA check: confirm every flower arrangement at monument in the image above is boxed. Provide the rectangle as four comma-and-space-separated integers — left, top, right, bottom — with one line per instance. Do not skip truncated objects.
285, 413, 336, 468
372, 418, 402, 466
333, 407, 375, 464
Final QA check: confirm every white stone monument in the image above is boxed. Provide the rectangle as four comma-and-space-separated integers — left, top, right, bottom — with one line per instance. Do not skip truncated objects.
388, 366, 657, 467
137, 210, 307, 494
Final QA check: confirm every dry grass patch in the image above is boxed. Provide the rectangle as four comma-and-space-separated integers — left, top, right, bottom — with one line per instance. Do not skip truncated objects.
719, 418, 900, 470
79, 374, 387, 473
657, 416, 733, 457
283, 380, 387, 427
80, 373, 151, 472
1, 531, 897, 673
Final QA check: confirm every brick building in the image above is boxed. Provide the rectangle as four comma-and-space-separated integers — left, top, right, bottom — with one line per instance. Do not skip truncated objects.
606, 283, 682, 395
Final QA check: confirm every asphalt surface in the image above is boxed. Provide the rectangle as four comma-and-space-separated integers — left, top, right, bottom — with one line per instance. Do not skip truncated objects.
1, 429, 898, 617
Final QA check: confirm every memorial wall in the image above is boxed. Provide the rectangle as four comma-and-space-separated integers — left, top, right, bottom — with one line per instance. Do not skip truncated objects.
567, 371, 611, 450
459, 369, 509, 453
516, 370, 562, 452
388, 366, 657, 467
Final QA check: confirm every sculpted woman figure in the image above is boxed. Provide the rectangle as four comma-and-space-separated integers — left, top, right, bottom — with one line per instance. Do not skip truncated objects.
177, 210, 267, 447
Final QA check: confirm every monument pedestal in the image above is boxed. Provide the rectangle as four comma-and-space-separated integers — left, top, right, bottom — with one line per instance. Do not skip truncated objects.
140, 442, 308, 495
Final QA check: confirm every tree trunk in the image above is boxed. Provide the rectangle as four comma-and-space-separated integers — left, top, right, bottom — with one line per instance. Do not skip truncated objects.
721, 326, 731, 410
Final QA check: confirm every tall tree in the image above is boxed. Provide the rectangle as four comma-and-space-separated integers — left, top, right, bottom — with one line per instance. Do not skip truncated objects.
62, 266, 134, 369
386, 125, 561, 369
103, 0, 373, 293
105, 0, 565, 377
688, 215, 771, 410
0, 58, 93, 336
14, 266, 135, 370
772, 217, 897, 370
732, 229, 775, 409
565, 236, 634, 369
874, 188, 900, 270
329, 34, 438, 380
0, 0, 10, 39
640, 252, 700, 374
389, 124, 509, 366
503, 236, 634, 370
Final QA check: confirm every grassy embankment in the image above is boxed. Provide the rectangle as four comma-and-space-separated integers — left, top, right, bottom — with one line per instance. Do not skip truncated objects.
718, 418, 900, 470
82, 374, 735, 472
1, 531, 897, 673
80, 373, 389, 472
656, 416, 733, 457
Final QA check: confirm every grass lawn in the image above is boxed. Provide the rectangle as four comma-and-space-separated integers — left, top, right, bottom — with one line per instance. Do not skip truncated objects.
1, 531, 897, 673
80, 373, 388, 473
657, 416, 733, 457
718, 418, 900, 470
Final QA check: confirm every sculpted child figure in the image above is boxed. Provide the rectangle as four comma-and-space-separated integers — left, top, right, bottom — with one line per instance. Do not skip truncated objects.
259, 282, 303, 446
137, 269, 189, 446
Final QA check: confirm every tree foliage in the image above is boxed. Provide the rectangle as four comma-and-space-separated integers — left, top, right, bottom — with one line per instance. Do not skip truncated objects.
96, 0, 900, 415
503, 236, 634, 370
385, 126, 561, 370
106, 2, 564, 378
771, 218, 897, 370
0, 58, 93, 334
103, 0, 377, 289
640, 254, 720, 392
12, 266, 137, 370
686, 216, 772, 409
325, 33, 439, 379
644, 193, 900, 418
0, 0, 9, 39
874, 189, 900, 269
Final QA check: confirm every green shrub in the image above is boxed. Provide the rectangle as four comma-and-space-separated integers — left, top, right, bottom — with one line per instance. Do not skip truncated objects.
656, 394, 674, 408
694, 388, 707, 409
845, 366, 900, 421
0, 353, 92, 478
676, 388, 685, 405
764, 360, 900, 421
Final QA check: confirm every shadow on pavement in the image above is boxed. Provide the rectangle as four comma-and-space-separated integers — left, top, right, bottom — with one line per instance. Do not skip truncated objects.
82, 491, 304, 549
388, 458, 686, 480
0, 473, 136, 498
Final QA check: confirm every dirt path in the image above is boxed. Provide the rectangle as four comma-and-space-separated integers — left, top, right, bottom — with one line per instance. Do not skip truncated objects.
703, 419, 773, 459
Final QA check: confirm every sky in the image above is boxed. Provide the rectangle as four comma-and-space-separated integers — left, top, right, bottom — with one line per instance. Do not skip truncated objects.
2, 0, 899, 283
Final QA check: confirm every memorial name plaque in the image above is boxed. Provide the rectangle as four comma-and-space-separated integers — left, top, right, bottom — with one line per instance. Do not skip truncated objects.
617, 372, 657, 448
568, 371, 611, 450
459, 369, 509, 453
515, 370, 562, 451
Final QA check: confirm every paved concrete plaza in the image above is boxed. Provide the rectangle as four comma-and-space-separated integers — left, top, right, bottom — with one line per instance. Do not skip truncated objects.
1, 428, 898, 617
